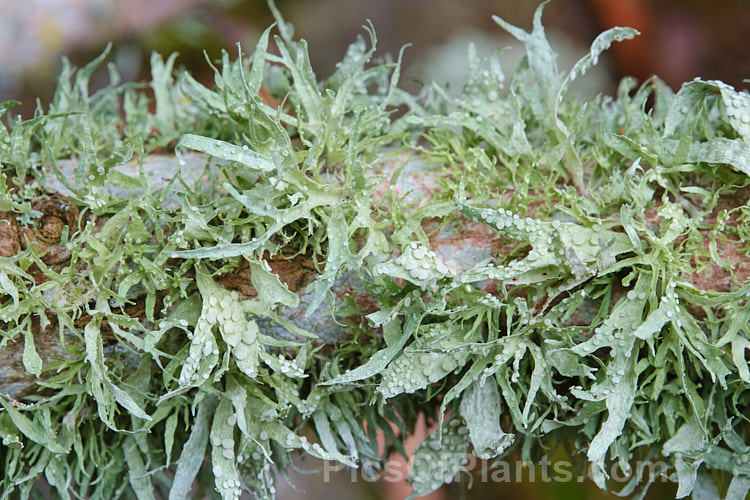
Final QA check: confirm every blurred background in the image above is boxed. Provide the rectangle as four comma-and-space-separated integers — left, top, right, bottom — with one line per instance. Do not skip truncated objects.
2, 0, 750, 119
2, 0, 746, 498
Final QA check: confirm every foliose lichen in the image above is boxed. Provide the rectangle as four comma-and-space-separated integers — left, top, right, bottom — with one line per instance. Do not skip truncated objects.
1, 2, 750, 500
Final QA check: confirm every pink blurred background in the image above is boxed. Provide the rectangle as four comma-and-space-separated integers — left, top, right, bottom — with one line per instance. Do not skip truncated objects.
2, 0, 750, 119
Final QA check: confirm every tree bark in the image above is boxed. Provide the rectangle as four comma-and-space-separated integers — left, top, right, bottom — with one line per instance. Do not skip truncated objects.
1, 153, 747, 397
1, 153, 497, 396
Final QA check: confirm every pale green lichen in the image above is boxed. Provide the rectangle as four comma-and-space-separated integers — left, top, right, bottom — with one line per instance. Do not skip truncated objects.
1, 2, 750, 500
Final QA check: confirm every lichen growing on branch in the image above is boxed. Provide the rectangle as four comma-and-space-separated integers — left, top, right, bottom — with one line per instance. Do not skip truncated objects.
1, 3, 750, 499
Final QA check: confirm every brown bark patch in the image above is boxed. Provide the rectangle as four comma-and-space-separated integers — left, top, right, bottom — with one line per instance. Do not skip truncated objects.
216, 251, 320, 297
6, 193, 81, 284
